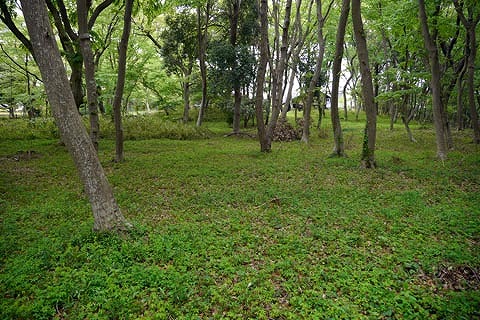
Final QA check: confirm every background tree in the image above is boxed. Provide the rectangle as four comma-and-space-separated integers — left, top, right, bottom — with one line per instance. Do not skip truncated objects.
328, 0, 349, 156
453, 0, 480, 144
160, 11, 198, 124
418, 0, 448, 160
112, 0, 134, 163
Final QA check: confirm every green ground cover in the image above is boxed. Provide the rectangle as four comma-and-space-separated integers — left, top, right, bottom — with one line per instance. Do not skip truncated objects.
0, 115, 479, 319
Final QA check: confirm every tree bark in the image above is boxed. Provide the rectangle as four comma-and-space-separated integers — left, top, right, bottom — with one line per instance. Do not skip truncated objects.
112, 0, 134, 163
418, 0, 448, 160
77, 0, 100, 151
21, 0, 128, 232
196, 3, 211, 127
329, 0, 349, 156
352, 0, 377, 168
453, 0, 480, 143
182, 75, 191, 123
255, 0, 270, 152
301, 0, 328, 143
269, 0, 293, 139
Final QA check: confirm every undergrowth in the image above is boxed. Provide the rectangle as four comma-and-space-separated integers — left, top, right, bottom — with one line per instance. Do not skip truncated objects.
0, 114, 479, 319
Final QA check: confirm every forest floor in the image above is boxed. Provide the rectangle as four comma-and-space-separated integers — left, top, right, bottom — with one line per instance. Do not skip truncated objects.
1, 114, 479, 319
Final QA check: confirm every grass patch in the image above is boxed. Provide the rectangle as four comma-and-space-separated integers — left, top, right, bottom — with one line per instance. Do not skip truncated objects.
1, 115, 479, 319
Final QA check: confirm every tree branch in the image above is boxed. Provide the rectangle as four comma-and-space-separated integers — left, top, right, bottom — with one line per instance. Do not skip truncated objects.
0, 43, 43, 82
0, 1, 34, 56
88, 0, 115, 30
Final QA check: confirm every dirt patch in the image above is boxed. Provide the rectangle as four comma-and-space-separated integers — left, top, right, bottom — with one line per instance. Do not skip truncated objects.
417, 264, 480, 291
435, 265, 480, 291
6, 150, 42, 161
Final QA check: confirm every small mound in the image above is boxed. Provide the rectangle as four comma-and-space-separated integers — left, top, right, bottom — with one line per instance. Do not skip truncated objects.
273, 118, 301, 142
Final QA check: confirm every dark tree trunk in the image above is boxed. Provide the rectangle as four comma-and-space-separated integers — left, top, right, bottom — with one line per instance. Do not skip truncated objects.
196, 3, 211, 127
329, 0, 349, 156
352, 0, 377, 168
70, 60, 84, 110
77, 0, 100, 151
418, 0, 448, 160
454, 1, 480, 143
255, 0, 270, 152
182, 75, 191, 123
112, 0, 134, 163
21, 0, 128, 232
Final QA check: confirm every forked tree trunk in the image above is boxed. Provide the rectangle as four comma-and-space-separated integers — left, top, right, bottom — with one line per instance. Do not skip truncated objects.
77, 0, 100, 151
329, 0, 349, 156
112, 0, 134, 162
268, 0, 293, 140
418, 0, 448, 160
21, 0, 129, 232
352, 0, 377, 168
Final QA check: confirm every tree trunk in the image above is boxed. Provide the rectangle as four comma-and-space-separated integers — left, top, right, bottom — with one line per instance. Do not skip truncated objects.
70, 60, 84, 110
182, 77, 191, 124
21, 0, 129, 232
456, 60, 466, 130
196, 3, 211, 127
418, 0, 448, 160
301, 0, 327, 143
112, 0, 134, 163
269, 0, 293, 139
255, 0, 270, 152
453, 0, 480, 143
329, 0, 349, 156
77, 0, 100, 151
343, 73, 352, 121
352, 0, 377, 168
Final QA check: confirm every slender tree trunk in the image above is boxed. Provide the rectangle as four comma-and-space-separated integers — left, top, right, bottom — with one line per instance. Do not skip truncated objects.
268, 0, 293, 140
453, 0, 480, 140
182, 78, 191, 123
329, 0, 349, 156
301, 0, 327, 143
343, 74, 352, 121
255, 0, 270, 152
196, 3, 210, 127
112, 0, 133, 163
418, 0, 448, 160
21, 0, 129, 232
456, 60, 466, 130
280, 0, 310, 120
352, 0, 377, 168
77, 0, 100, 151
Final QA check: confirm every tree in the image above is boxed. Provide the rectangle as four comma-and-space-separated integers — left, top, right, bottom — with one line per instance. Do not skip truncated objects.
160, 11, 198, 124
77, 0, 100, 151
329, 0, 349, 156
196, 0, 213, 127
255, 0, 270, 152
301, 0, 332, 143
418, 0, 448, 160
112, 0, 134, 163
453, 0, 480, 144
20, 0, 129, 232
352, 0, 377, 168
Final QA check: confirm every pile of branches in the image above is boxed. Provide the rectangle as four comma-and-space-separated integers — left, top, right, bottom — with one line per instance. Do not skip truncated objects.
272, 118, 301, 142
